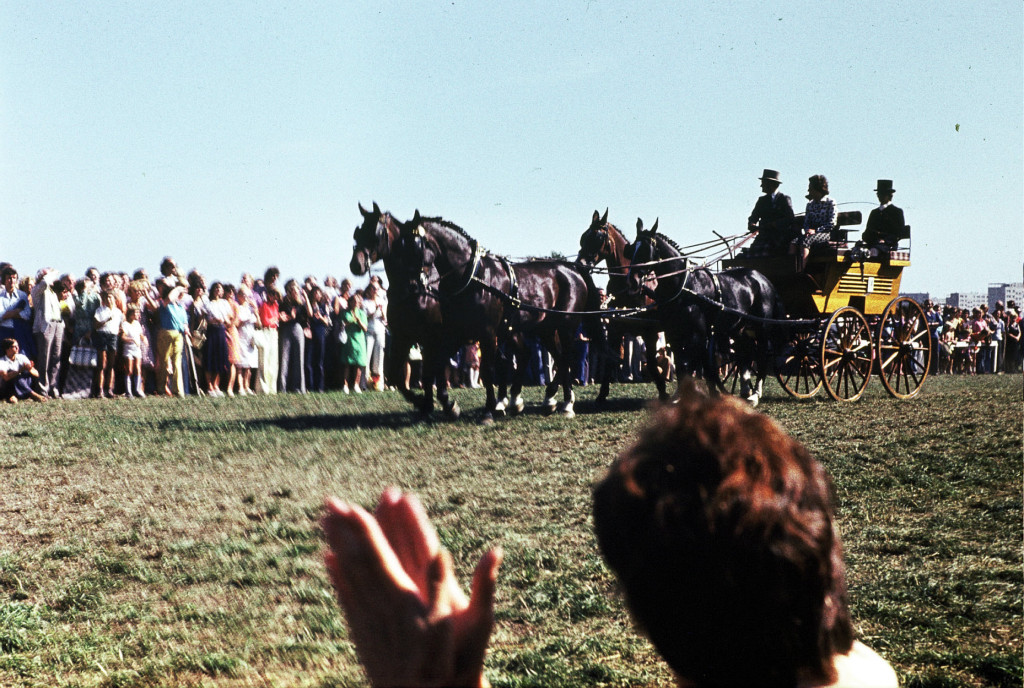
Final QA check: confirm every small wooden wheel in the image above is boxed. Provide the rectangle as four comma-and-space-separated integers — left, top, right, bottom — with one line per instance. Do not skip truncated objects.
775, 329, 823, 399
821, 307, 873, 402
876, 297, 932, 399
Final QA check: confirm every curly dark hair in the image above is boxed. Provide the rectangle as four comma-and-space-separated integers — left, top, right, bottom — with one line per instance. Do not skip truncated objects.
809, 174, 830, 196
593, 384, 853, 686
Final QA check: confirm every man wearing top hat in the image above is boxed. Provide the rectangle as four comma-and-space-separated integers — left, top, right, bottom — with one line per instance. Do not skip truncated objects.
861, 179, 907, 257
746, 169, 795, 255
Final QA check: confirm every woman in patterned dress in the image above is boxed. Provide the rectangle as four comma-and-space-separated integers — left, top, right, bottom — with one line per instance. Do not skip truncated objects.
233, 284, 259, 395
789, 174, 837, 273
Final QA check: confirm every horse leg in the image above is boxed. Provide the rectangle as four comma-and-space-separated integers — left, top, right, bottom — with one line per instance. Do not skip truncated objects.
559, 334, 576, 418
492, 338, 511, 416
393, 337, 424, 409
752, 327, 769, 405
733, 330, 762, 407
597, 330, 621, 404
644, 330, 669, 401
506, 338, 525, 414
435, 358, 460, 420
478, 336, 499, 425
540, 337, 560, 415
418, 347, 441, 419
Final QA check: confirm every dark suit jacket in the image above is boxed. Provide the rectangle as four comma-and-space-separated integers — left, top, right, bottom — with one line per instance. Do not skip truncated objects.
748, 192, 796, 248
862, 204, 907, 248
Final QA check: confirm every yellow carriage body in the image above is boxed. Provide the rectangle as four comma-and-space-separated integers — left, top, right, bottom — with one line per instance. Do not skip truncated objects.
721, 251, 910, 319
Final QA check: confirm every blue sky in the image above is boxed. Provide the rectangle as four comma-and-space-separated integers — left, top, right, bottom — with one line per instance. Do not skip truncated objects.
1, 1, 1020, 296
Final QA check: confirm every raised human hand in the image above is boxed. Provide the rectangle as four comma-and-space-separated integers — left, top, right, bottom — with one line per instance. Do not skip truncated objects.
323, 489, 501, 688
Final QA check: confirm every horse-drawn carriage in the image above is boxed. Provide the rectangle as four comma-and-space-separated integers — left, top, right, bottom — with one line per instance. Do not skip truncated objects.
719, 210, 932, 401
353, 202, 932, 422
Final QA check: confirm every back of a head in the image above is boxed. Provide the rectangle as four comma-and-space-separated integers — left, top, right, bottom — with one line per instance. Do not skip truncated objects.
593, 386, 853, 687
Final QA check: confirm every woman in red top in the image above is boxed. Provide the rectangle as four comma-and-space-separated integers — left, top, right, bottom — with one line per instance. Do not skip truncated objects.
257, 287, 280, 394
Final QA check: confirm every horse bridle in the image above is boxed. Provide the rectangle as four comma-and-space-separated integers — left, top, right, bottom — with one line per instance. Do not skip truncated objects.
354, 212, 394, 266
627, 231, 659, 283
628, 231, 701, 304
582, 223, 611, 265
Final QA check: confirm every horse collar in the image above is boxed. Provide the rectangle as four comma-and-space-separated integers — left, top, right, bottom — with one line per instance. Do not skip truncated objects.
451, 238, 482, 295
689, 267, 722, 307
502, 256, 518, 302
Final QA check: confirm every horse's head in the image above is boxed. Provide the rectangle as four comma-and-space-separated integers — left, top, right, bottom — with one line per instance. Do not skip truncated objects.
390, 210, 440, 303
578, 208, 611, 267
626, 217, 658, 296
350, 202, 392, 275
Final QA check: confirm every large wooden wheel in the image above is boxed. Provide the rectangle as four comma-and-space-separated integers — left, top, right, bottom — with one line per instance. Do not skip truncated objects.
876, 297, 932, 399
775, 328, 823, 399
821, 307, 873, 402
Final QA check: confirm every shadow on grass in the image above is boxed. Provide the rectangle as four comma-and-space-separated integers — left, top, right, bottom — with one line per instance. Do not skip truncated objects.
159, 412, 424, 433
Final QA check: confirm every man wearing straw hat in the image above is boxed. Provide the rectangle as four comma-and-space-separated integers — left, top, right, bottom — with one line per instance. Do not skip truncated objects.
746, 168, 795, 255
861, 179, 907, 257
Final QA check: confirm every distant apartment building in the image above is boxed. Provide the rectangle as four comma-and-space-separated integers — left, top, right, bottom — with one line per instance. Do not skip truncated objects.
947, 292, 988, 310
903, 292, 930, 306
988, 282, 1024, 308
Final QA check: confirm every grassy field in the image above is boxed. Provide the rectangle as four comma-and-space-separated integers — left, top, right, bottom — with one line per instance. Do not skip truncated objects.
0, 374, 1020, 688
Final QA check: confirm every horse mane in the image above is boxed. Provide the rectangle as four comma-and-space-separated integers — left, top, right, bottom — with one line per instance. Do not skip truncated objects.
417, 216, 476, 244
654, 231, 686, 256
604, 221, 626, 242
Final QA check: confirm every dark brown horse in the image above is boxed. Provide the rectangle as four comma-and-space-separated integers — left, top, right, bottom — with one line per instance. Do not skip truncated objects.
349, 203, 460, 417
393, 211, 600, 418
626, 219, 784, 404
578, 209, 669, 402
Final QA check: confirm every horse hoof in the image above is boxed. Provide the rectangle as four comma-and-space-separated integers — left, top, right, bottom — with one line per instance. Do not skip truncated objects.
746, 393, 760, 408
479, 413, 495, 426
444, 401, 461, 420
562, 406, 576, 419
513, 396, 525, 415
543, 403, 556, 416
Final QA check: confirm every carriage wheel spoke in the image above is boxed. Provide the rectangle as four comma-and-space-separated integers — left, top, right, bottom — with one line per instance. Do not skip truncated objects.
906, 329, 928, 345
879, 347, 901, 370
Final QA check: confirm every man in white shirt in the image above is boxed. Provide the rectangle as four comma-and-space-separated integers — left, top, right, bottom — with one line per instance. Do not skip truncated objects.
32, 268, 65, 398
0, 266, 32, 343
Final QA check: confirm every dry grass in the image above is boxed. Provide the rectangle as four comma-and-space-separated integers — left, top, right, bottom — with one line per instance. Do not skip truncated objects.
0, 374, 1020, 687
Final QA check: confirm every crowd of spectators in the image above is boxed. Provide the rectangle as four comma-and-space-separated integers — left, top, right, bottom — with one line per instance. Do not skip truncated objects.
926, 299, 1021, 376
0, 259, 397, 402
0, 257, 1014, 403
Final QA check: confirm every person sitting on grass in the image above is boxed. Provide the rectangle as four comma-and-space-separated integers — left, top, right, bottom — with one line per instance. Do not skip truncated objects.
0, 338, 47, 403
321, 384, 897, 688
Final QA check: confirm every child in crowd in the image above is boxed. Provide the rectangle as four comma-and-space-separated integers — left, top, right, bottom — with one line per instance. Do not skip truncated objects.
120, 305, 146, 398
93, 290, 123, 398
